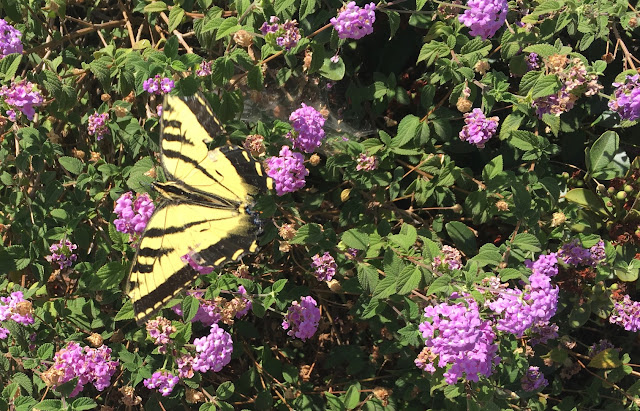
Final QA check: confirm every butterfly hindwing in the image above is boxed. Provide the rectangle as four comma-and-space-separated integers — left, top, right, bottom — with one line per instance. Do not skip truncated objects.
125, 93, 272, 324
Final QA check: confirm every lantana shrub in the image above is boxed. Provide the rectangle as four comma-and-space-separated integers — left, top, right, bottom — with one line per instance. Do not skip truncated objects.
0, 0, 639, 409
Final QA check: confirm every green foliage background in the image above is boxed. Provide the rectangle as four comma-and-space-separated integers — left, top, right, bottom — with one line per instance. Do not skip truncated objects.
0, 0, 639, 409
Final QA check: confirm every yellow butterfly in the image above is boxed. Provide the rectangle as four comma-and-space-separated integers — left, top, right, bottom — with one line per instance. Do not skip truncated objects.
125, 93, 272, 324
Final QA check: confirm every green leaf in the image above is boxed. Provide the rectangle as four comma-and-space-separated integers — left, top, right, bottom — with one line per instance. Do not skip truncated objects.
509, 130, 538, 151
396, 266, 422, 295
216, 381, 235, 400
445, 221, 477, 256
511, 233, 541, 252
357, 263, 379, 293
343, 384, 361, 409
372, 274, 397, 300
299, 0, 317, 21
341, 229, 369, 250
417, 42, 449, 66
216, 17, 240, 40
319, 57, 345, 81
519, 71, 542, 95
164, 36, 179, 59
391, 115, 419, 148
144, 1, 167, 13
72, 398, 97, 411
37, 343, 54, 360
531, 74, 560, 99
11, 372, 32, 396
565, 188, 609, 217
482, 155, 503, 180
34, 399, 63, 411
499, 112, 524, 140
58, 156, 84, 175
388, 223, 417, 250
88, 262, 127, 291
586, 131, 628, 180
522, 44, 559, 58
290, 223, 324, 244
386, 10, 400, 39
588, 349, 623, 369
167, 6, 185, 32
115, 300, 135, 321
182, 295, 200, 322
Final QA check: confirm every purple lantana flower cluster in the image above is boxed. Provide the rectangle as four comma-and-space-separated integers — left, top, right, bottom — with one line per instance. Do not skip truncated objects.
0, 19, 23, 58
459, 108, 499, 148
486, 253, 560, 337
288, 104, 326, 153
49, 342, 119, 397
196, 60, 212, 76
330, 2, 376, 40
432, 245, 463, 271
356, 153, 379, 171
532, 57, 602, 118
282, 296, 321, 341
113, 192, 155, 240
417, 298, 500, 384
521, 366, 548, 391
608, 74, 640, 122
526, 53, 540, 70
143, 75, 175, 95
311, 252, 337, 281
0, 80, 44, 121
260, 17, 301, 51
88, 112, 110, 140
458, 0, 508, 39
266, 146, 309, 196
192, 323, 233, 372
609, 295, 640, 332
558, 239, 606, 266
146, 317, 176, 354
0, 291, 34, 339
143, 370, 179, 397
45, 239, 78, 269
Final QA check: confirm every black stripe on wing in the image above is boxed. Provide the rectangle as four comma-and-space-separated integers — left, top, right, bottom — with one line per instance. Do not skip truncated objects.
132, 233, 258, 324
218, 146, 273, 193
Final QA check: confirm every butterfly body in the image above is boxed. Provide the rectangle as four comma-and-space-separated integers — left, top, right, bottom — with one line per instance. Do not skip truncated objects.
126, 94, 272, 324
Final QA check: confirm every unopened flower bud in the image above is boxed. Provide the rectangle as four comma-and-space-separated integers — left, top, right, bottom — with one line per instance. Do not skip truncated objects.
185, 388, 205, 403
340, 188, 351, 202
456, 97, 472, 113
101, 94, 111, 102
244, 134, 266, 156
86, 333, 103, 347
114, 106, 127, 118
550, 212, 566, 227
496, 200, 509, 211
233, 30, 253, 47
279, 223, 297, 240
309, 153, 321, 166
451, 204, 463, 214
474, 60, 490, 75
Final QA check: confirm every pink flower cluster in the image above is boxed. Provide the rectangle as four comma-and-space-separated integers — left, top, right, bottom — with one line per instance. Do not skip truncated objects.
609, 295, 640, 332
486, 253, 560, 337
459, 108, 499, 148
0, 291, 34, 339
432, 245, 463, 271
51, 342, 119, 397
113, 192, 155, 240
356, 153, 379, 171
45, 239, 78, 269
192, 323, 233, 372
558, 239, 606, 266
0, 79, 44, 121
608, 74, 640, 122
288, 103, 326, 153
143, 370, 179, 396
87, 112, 110, 140
146, 316, 176, 354
330, 2, 376, 40
311, 252, 337, 281
417, 298, 500, 384
282, 296, 321, 341
458, 0, 508, 39
0, 18, 22, 58
266, 146, 309, 196
260, 17, 301, 50
143, 75, 174, 95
